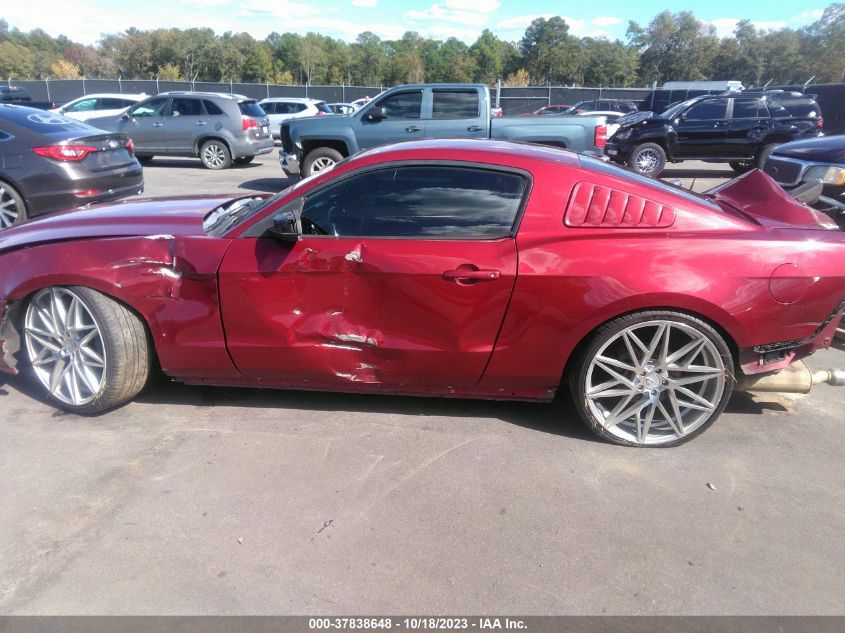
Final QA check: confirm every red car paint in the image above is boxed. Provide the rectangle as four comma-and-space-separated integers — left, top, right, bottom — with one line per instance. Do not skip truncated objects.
1, 140, 844, 402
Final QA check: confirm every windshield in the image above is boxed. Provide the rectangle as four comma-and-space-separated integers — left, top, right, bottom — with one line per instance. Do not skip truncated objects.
658, 99, 698, 120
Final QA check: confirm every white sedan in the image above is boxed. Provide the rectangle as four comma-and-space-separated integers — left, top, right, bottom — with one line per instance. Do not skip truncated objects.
51, 93, 147, 121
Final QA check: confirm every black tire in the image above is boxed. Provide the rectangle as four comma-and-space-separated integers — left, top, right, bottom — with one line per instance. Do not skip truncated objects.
569, 310, 734, 447
729, 160, 754, 174
136, 155, 154, 164
755, 143, 781, 169
199, 139, 232, 170
233, 156, 255, 165
302, 147, 344, 178
0, 179, 27, 231
22, 286, 151, 414
627, 143, 666, 178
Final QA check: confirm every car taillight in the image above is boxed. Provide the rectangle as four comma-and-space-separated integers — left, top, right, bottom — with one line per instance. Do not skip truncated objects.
242, 118, 258, 131
125, 138, 134, 155
594, 125, 608, 149
32, 145, 98, 161
317, 111, 326, 116
817, 117, 824, 130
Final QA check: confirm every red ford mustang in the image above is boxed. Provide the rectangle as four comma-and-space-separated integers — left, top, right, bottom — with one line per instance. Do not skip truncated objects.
1, 140, 843, 446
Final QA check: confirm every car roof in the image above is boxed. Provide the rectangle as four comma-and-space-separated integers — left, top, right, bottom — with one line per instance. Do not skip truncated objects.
156, 91, 251, 101
66, 93, 147, 100
260, 97, 322, 104
351, 138, 580, 169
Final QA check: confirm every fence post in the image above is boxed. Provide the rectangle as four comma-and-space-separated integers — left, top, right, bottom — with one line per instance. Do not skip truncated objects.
118, 76, 122, 94
82, 76, 85, 95
547, 84, 551, 106
45, 77, 51, 102
230, 80, 233, 94
496, 78, 501, 108
598, 84, 602, 99
342, 83, 345, 103
266, 81, 270, 99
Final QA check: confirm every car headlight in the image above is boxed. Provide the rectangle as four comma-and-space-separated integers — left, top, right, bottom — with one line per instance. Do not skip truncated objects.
804, 165, 845, 185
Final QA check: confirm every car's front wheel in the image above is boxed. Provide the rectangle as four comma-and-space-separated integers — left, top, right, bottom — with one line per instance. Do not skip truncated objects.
302, 147, 343, 178
199, 140, 232, 170
23, 286, 151, 414
0, 180, 26, 231
570, 311, 733, 447
627, 143, 666, 178
729, 160, 754, 174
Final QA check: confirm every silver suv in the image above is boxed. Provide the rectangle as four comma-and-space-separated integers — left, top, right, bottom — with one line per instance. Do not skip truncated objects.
87, 92, 274, 169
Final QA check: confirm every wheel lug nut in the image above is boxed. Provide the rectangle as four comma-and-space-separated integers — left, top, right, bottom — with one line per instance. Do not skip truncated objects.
650, 390, 657, 395
662, 380, 669, 386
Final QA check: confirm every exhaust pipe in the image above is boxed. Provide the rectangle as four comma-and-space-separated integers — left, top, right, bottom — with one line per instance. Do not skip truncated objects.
739, 361, 845, 394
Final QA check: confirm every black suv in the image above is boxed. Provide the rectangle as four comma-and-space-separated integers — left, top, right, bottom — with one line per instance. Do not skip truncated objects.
605, 91, 824, 177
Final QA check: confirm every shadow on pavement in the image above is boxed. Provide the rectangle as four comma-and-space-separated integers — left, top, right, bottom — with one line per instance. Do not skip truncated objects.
239, 177, 292, 193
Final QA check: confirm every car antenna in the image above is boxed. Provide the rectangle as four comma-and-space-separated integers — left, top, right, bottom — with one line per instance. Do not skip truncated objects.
802, 76, 816, 94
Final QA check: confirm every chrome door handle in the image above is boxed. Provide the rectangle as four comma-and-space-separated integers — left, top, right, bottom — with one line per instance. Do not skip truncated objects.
152, 122, 164, 127
467, 125, 484, 132
406, 126, 422, 132
195, 121, 207, 126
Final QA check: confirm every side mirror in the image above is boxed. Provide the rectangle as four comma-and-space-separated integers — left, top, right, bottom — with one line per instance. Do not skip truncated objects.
122, 113, 132, 120
365, 107, 387, 121
268, 209, 300, 242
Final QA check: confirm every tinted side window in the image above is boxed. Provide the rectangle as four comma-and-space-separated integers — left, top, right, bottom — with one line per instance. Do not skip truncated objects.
100, 98, 130, 109
170, 98, 202, 116
260, 102, 276, 114
130, 98, 168, 117
238, 100, 266, 117
732, 99, 763, 119
770, 99, 820, 118
685, 100, 727, 120
67, 98, 98, 112
376, 91, 422, 119
204, 100, 224, 115
432, 91, 479, 119
299, 166, 526, 238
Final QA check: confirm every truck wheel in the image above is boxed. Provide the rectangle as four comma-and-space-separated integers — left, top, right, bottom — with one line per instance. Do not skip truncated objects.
729, 160, 754, 174
200, 140, 232, 170
22, 286, 151, 414
302, 148, 343, 178
569, 310, 733, 447
628, 143, 666, 178
0, 180, 27, 231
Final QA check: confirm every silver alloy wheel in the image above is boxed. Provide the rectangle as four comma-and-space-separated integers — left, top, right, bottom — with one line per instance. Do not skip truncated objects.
311, 156, 337, 172
0, 186, 19, 229
24, 287, 107, 407
635, 148, 661, 175
201, 143, 227, 168
584, 320, 726, 445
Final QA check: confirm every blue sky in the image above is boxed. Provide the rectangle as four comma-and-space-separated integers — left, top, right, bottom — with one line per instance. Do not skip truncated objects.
2, 0, 832, 45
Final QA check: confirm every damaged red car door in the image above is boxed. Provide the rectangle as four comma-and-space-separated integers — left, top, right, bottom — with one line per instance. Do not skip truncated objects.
218, 164, 527, 389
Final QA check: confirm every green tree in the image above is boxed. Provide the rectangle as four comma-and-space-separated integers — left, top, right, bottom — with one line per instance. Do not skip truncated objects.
520, 17, 582, 84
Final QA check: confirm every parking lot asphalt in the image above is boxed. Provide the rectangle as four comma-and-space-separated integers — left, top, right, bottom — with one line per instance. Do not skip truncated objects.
0, 152, 843, 615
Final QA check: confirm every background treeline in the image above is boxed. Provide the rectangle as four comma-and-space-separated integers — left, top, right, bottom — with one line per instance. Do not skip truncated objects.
2, 4, 845, 87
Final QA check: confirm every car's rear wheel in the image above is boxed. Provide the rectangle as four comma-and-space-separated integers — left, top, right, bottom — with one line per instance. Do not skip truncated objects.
627, 143, 666, 178
729, 160, 754, 174
0, 180, 26, 230
302, 147, 343, 178
570, 311, 733, 447
136, 155, 154, 164
199, 140, 232, 170
23, 286, 151, 414
233, 156, 255, 165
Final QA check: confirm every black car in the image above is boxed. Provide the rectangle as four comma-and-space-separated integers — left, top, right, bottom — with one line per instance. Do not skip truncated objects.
605, 91, 824, 177
762, 134, 845, 230
0, 104, 143, 230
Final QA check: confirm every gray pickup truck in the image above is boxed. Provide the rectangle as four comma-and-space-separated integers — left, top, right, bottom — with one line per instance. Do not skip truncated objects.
279, 83, 610, 177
